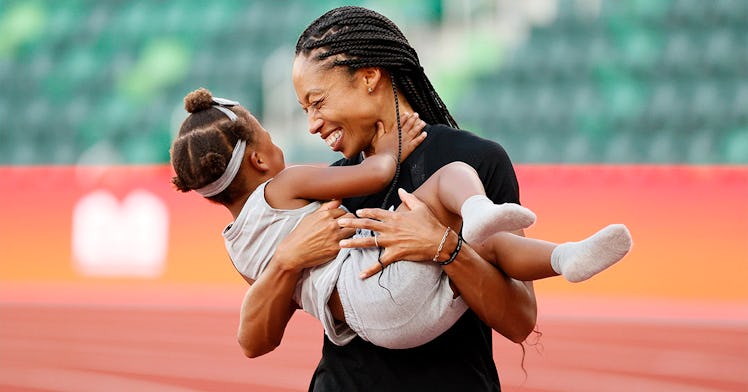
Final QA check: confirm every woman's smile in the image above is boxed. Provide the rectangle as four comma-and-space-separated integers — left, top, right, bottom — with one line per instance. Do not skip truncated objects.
325, 129, 344, 150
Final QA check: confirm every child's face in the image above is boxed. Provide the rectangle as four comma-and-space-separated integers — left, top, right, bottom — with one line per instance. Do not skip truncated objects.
255, 125, 285, 177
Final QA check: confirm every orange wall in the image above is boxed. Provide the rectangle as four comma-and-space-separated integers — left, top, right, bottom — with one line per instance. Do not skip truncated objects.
517, 165, 748, 301
1, 165, 746, 301
0, 166, 239, 284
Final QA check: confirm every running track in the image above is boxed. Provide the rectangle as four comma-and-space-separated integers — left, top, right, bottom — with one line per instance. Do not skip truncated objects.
1, 284, 746, 392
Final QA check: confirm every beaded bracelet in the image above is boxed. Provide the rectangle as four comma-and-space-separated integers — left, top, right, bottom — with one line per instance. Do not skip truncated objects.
432, 227, 452, 262
436, 233, 463, 266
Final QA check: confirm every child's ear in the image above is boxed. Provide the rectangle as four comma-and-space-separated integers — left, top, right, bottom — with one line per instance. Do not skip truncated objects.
248, 151, 270, 172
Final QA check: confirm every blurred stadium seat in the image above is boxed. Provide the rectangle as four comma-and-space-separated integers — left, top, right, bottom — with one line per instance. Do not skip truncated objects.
456, 0, 747, 163
0, 0, 745, 164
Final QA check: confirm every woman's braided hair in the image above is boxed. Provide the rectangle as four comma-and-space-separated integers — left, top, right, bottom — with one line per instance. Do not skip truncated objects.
296, 6, 458, 211
295, 6, 458, 129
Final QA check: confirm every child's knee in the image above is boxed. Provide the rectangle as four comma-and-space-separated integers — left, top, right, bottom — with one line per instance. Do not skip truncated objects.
441, 161, 477, 178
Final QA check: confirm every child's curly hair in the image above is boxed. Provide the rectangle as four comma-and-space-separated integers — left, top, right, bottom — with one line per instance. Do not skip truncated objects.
170, 88, 259, 205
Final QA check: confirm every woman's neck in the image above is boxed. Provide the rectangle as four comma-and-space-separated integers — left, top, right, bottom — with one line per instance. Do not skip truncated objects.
361, 91, 415, 158
381, 98, 415, 132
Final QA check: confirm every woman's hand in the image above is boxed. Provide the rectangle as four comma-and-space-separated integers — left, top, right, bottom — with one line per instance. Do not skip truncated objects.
370, 112, 427, 163
337, 188, 445, 278
275, 200, 357, 271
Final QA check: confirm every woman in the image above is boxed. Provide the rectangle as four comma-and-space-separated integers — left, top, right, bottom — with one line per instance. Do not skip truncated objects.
239, 6, 537, 391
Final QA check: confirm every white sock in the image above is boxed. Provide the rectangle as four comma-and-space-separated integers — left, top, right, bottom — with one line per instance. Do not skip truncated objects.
550, 224, 632, 283
461, 195, 537, 243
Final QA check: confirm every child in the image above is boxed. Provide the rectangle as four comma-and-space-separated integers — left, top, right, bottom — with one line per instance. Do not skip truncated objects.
170, 88, 632, 349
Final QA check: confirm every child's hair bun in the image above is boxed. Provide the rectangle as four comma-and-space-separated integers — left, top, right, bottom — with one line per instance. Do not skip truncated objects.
184, 88, 214, 113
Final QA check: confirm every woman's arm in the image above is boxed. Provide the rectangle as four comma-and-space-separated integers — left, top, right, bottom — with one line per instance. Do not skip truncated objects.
337, 190, 537, 342
267, 114, 426, 204
237, 264, 300, 358
237, 200, 356, 357
435, 229, 537, 342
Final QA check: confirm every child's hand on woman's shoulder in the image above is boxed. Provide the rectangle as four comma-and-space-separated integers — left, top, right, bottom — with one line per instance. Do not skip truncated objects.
371, 112, 427, 162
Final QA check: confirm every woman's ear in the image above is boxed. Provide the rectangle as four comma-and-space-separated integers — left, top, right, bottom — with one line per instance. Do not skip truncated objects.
248, 151, 269, 172
360, 67, 383, 93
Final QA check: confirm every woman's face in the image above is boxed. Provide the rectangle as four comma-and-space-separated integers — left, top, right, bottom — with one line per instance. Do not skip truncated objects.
292, 54, 379, 159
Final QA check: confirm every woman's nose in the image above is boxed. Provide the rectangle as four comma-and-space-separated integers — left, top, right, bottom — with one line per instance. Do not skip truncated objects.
308, 117, 323, 135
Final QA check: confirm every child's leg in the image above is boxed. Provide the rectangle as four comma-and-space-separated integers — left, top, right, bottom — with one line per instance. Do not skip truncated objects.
406, 162, 631, 283
403, 162, 536, 242
472, 224, 632, 282
470, 232, 557, 281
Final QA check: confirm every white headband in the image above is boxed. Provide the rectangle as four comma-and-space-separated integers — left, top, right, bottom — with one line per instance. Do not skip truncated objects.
211, 96, 239, 121
195, 96, 244, 198
196, 139, 247, 197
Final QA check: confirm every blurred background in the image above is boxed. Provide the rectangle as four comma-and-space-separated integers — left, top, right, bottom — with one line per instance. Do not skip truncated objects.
1, 0, 747, 165
1, 0, 746, 391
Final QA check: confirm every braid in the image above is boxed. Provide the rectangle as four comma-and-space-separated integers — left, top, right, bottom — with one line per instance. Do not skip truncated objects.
296, 6, 458, 128
374, 79, 402, 298
380, 79, 402, 210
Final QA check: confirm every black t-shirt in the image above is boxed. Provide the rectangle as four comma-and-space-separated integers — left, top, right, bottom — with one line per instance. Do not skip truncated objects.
309, 124, 521, 392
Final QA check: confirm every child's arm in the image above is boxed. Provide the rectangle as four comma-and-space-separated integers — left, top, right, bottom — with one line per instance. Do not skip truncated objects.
270, 113, 426, 203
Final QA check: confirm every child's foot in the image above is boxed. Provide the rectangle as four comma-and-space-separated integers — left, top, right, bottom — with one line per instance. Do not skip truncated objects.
550, 224, 632, 283
461, 195, 536, 243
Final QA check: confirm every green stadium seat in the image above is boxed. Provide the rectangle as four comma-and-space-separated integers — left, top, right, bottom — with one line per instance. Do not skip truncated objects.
646, 129, 681, 163
604, 132, 644, 163
669, 0, 708, 26
2, 0, 745, 165
722, 127, 748, 163
562, 132, 594, 163
687, 129, 719, 163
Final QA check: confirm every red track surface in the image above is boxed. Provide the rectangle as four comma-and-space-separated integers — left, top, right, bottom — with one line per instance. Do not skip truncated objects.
1, 285, 747, 392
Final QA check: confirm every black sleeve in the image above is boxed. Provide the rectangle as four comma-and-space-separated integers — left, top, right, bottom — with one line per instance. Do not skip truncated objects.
330, 156, 356, 167
473, 139, 520, 205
